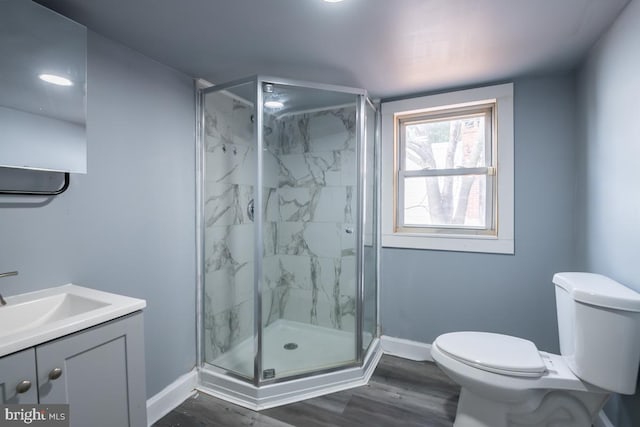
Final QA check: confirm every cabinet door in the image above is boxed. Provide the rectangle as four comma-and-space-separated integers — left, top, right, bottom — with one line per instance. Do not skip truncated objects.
0, 348, 38, 404
36, 313, 147, 427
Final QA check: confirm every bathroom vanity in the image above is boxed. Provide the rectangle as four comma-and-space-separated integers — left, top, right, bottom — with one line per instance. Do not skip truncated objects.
0, 285, 147, 427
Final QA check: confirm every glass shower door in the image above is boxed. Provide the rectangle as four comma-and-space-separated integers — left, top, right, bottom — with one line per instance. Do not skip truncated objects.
202, 81, 256, 379
259, 82, 360, 380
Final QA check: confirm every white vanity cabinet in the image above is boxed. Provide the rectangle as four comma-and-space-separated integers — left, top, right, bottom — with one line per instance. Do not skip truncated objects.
0, 313, 146, 427
0, 348, 38, 404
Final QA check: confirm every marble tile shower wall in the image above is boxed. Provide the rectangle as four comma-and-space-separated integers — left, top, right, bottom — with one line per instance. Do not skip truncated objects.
203, 91, 257, 362
268, 106, 358, 334
203, 89, 357, 363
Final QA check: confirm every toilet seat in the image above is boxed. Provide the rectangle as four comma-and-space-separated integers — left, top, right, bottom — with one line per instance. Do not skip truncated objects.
435, 332, 546, 377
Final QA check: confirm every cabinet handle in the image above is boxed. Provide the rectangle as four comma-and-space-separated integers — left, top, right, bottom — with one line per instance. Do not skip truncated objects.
48, 367, 63, 380
16, 380, 32, 394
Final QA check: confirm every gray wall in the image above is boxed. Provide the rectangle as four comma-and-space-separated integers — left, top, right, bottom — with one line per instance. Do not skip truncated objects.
381, 76, 578, 354
576, 0, 640, 424
0, 31, 196, 398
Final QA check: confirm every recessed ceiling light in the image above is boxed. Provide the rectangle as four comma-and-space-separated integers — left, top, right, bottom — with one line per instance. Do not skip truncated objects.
264, 100, 284, 109
38, 73, 73, 86
323, 0, 344, 2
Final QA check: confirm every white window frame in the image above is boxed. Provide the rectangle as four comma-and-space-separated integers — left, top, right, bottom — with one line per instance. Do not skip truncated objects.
381, 83, 514, 254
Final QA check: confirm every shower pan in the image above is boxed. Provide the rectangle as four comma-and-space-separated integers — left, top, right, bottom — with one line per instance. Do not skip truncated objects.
196, 76, 380, 409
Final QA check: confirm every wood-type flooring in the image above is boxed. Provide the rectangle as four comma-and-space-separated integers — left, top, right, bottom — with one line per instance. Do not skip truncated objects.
154, 355, 460, 427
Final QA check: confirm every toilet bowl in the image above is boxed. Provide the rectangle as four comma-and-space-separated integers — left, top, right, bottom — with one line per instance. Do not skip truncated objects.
430, 273, 640, 427
432, 332, 608, 427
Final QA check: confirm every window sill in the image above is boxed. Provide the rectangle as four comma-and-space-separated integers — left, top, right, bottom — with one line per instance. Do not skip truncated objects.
382, 232, 514, 254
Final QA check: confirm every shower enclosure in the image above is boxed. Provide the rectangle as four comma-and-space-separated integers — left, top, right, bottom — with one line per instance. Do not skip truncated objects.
196, 76, 380, 409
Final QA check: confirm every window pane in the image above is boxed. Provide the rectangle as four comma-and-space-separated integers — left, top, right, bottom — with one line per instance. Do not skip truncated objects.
403, 175, 487, 227
404, 114, 487, 171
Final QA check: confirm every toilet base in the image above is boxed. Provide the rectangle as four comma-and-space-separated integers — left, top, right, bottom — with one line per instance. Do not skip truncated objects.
453, 388, 608, 427
453, 389, 511, 427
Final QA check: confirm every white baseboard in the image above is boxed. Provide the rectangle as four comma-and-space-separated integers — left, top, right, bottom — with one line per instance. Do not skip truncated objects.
146, 369, 198, 426
594, 410, 615, 427
381, 335, 432, 361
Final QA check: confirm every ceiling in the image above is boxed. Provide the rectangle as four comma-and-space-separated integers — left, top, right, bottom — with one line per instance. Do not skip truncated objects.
35, 0, 629, 99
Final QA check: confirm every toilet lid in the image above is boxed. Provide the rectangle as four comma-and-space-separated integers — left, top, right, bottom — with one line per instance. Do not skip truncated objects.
435, 332, 546, 377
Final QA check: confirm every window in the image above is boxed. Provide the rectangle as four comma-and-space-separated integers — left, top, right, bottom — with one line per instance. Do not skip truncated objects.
381, 83, 514, 254
398, 104, 495, 233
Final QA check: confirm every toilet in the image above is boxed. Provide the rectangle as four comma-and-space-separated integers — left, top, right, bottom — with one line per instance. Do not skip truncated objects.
431, 272, 640, 427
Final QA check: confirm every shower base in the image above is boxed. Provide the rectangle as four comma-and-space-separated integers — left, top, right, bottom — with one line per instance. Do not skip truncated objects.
198, 319, 382, 410
212, 319, 360, 378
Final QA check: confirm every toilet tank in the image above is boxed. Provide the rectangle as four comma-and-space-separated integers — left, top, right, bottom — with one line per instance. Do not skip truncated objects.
554, 272, 640, 394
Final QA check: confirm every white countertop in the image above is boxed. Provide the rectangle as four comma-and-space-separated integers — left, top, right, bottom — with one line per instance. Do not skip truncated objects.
0, 284, 146, 358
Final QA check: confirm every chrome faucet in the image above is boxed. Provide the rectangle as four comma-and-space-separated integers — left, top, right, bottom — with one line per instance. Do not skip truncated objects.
0, 271, 18, 305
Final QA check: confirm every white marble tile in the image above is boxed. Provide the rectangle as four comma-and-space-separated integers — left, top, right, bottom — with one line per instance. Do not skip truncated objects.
205, 144, 255, 186
263, 221, 277, 257
204, 269, 233, 316
279, 187, 314, 222
314, 187, 348, 223
281, 284, 356, 332
313, 290, 335, 328
340, 149, 357, 186
204, 297, 254, 361
346, 185, 355, 223
279, 116, 307, 154
281, 288, 322, 326
303, 222, 342, 258
276, 222, 306, 255
203, 91, 256, 187
205, 261, 254, 314
339, 255, 356, 298
262, 288, 274, 326
263, 148, 280, 188
308, 109, 356, 153
262, 255, 281, 289
263, 257, 291, 324
231, 99, 254, 146
204, 224, 254, 276
341, 222, 356, 257
203, 224, 255, 316
204, 92, 233, 150
234, 269, 255, 311
204, 183, 252, 227
278, 255, 312, 290
262, 255, 281, 326
263, 113, 281, 155
339, 300, 356, 332
277, 222, 342, 258
236, 298, 254, 342
264, 187, 279, 222
278, 152, 341, 188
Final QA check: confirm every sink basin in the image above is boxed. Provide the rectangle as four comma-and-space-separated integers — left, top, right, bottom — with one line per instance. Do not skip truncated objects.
0, 284, 145, 357
0, 293, 109, 338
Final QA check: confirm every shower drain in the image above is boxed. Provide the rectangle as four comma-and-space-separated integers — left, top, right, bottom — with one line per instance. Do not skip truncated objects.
283, 342, 298, 350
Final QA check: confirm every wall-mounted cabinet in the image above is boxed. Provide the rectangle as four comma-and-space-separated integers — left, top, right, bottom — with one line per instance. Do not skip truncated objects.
0, 0, 87, 173
0, 313, 147, 427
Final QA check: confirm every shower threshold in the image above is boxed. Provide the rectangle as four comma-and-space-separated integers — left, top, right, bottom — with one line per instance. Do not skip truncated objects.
198, 320, 382, 410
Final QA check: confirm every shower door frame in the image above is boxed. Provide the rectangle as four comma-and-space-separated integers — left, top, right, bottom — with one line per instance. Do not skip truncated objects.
196, 75, 379, 389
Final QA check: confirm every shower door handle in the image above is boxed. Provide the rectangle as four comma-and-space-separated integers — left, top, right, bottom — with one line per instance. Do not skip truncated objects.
344, 227, 353, 234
